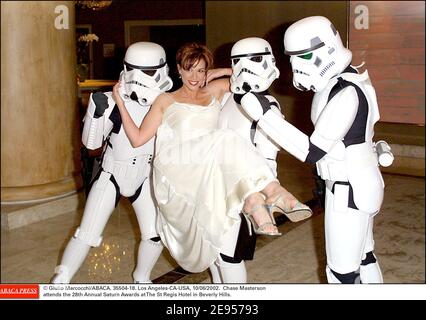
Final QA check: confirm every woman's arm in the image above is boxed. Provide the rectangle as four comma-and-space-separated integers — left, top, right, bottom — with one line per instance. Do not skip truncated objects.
112, 83, 165, 148
205, 68, 232, 85
205, 68, 232, 101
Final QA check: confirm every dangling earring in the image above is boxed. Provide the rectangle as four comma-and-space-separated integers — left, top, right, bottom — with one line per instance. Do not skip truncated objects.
179, 74, 182, 79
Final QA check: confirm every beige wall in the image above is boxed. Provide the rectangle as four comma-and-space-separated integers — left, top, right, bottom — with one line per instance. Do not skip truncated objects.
206, 0, 348, 132
349, 1, 425, 125
1, 1, 82, 202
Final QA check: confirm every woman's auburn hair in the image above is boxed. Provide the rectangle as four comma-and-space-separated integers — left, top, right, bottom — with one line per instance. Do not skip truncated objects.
176, 42, 214, 71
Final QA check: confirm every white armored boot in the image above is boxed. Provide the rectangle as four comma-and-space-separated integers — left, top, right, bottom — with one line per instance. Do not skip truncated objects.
217, 256, 247, 283
51, 237, 91, 284
360, 262, 383, 283
132, 239, 163, 283
360, 252, 383, 283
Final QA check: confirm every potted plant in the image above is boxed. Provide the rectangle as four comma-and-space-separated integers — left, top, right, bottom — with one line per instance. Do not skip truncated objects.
77, 33, 98, 82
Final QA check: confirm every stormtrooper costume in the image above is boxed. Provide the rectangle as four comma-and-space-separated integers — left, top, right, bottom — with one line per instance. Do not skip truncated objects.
240, 16, 393, 283
52, 42, 173, 284
210, 37, 291, 283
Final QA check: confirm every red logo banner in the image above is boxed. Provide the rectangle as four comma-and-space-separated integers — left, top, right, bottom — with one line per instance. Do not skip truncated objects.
0, 284, 39, 299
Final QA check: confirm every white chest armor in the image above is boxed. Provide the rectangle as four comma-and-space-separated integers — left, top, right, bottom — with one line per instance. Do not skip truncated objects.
103, 95, 155, 160
82, 92, 155, 196
311, 70, 381, 182
311, 70, 380, 143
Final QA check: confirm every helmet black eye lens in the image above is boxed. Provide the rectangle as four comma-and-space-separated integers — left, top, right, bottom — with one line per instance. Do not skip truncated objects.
232, 58, 240, 65
298, 52, 313, 60
126, 66, 134, 71
250, 56, 262, 62
142, 69, 157, 76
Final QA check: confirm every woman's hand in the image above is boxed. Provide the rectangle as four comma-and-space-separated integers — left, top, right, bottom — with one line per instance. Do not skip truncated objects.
205, 68, 232, 85
112, 82, 124, 107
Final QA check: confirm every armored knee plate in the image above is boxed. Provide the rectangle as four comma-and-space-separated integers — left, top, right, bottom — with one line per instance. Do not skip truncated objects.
73, 227, 103, 247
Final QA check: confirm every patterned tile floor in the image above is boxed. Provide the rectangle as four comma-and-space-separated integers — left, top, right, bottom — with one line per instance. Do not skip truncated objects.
1, 153, 424, 284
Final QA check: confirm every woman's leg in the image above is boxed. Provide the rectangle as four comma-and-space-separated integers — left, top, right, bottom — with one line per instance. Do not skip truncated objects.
261, 181, 298, 206
261, 181, 312, 223
243, 192, 279, 234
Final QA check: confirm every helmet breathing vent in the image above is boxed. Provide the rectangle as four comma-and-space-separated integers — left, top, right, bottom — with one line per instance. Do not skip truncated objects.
238, 68, 257, 76
126, 80, 147, 88
320, 61, 335, 77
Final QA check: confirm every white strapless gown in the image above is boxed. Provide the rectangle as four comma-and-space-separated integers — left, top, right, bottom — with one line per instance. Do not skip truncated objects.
153, 97, 276, 272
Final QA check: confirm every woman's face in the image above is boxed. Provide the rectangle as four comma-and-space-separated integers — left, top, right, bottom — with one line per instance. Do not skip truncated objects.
178, 59, 207, 90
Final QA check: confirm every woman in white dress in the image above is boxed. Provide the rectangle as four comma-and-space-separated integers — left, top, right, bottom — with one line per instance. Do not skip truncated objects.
113, 42, 309, 273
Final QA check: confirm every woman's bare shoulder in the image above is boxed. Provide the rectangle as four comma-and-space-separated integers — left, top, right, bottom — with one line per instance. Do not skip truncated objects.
205, 78, 230, 100
153, 92, 175, 111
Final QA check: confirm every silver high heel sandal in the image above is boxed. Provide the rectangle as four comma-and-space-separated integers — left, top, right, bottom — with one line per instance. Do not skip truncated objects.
242, 204, 282, 236
267, 196, 313, 223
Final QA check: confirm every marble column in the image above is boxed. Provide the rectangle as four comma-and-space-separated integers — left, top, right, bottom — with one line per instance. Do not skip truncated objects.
1, 1, 82, 203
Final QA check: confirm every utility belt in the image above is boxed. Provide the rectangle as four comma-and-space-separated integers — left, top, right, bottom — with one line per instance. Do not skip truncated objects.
316, 142, 379, 181
102, 154, 153, 180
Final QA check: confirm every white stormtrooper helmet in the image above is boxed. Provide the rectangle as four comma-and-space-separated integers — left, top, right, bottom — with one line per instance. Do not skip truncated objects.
284, 16, 352, 92
120, 42, 173, 106
230, 37, 280, 94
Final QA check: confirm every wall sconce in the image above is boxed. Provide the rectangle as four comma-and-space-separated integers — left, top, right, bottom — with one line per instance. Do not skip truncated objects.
77, 0, 112, 11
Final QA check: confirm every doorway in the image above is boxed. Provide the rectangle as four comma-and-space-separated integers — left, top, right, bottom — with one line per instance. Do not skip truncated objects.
124, 19, 205, 90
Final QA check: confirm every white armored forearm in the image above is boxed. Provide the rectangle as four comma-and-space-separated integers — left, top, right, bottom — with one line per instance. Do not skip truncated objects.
257, 112, 310, 162
82, 100, 104, 149
82, 92, 114, 150
241, 91, 311, 162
